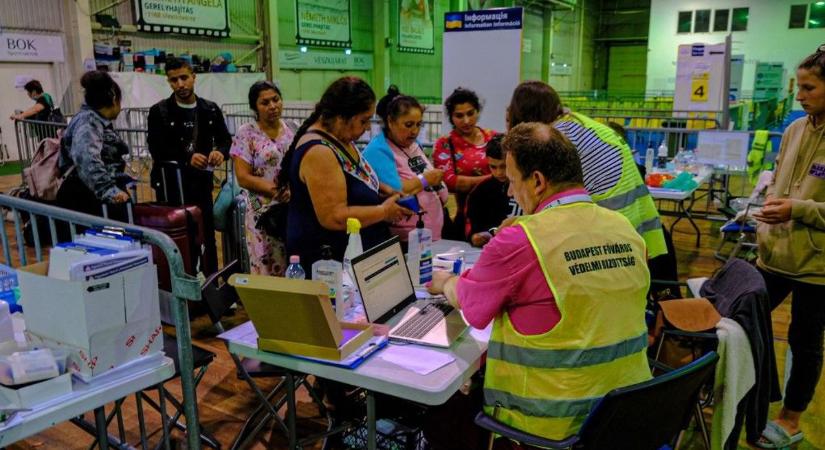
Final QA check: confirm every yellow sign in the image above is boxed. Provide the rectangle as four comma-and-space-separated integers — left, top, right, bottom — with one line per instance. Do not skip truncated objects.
691, 73, 709, 102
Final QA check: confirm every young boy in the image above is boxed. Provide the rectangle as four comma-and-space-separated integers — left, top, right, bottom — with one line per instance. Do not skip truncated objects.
464, 134, 522, 247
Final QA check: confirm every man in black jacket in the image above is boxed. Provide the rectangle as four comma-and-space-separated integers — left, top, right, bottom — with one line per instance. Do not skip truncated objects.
147, 57, 231, 277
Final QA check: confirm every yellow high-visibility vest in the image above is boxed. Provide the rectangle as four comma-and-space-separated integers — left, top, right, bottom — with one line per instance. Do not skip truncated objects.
484, 199, 652, 440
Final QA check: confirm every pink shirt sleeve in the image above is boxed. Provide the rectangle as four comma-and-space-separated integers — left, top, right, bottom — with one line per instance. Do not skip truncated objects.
456, 225, 560, 334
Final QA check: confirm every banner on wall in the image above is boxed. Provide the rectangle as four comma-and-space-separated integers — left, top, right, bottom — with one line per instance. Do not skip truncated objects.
399, 0, 435, 54
0, 33, 64, 62
133, 0, 229, 37
296, 0, 352, 48
442, 8, 522, 132
279, 49, 373, 70
753, 62, 784, 100
673, 43, 727, 113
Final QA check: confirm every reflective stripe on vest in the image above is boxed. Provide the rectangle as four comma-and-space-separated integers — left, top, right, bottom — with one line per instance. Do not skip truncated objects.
483, 202, 652, 440
556, 112, 667, 258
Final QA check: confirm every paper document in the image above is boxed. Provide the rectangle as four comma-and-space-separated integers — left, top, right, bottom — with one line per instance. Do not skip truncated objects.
378, 345, 455, 375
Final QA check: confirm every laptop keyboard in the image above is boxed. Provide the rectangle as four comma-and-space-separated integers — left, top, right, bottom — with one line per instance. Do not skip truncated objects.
392, 303, 455, 340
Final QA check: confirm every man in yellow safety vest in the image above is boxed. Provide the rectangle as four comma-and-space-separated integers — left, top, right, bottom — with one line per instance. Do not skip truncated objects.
428, 122, 652, 447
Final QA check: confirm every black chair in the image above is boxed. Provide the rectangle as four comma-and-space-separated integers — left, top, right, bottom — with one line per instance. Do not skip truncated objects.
474, 351, 719, 450
201, 260, 332, 450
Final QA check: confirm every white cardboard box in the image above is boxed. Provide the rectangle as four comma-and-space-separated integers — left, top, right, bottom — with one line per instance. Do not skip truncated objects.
0, 372, 72, 408
17, 262, 163, 377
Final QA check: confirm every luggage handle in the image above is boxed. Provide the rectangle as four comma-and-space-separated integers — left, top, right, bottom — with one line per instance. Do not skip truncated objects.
154, 160, 186, 205
102, 181, 137, 223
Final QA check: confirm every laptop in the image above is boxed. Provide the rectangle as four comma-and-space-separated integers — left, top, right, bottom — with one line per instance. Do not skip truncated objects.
351, 236, 468, 348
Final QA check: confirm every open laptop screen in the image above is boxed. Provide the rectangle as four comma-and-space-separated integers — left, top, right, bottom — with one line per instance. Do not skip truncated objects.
352, 236, 416, 323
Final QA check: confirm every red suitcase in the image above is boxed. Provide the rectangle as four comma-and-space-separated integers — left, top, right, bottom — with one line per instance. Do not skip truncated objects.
133, 203, 203, 292
132, 162, 205, 292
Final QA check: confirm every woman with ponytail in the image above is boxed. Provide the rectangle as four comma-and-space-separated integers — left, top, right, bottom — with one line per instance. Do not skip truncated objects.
56, 70, 131, 218
363, 85, 447, 244
279, 76, 412, 272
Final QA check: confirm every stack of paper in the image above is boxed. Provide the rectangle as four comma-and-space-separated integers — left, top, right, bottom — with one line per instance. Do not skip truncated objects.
48, 230, 152, 281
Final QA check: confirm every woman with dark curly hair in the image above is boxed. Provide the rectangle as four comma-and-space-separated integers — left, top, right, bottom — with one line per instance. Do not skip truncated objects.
431, 87, 498, 239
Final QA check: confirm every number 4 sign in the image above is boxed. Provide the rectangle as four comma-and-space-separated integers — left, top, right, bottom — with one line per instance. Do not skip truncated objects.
691, 72, 710, 102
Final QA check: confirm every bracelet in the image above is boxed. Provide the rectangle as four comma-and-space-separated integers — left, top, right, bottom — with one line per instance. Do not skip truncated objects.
417, 173, 429, 189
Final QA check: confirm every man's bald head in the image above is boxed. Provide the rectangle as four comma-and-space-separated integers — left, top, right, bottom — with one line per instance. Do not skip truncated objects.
501, 122, 584, 187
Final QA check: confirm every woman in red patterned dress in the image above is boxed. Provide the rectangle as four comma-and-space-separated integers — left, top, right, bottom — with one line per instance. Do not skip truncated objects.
432, 87, 497, 239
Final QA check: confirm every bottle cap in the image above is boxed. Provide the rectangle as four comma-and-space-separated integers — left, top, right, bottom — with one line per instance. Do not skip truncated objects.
289, 255, 300, 264
346, 218, 361, 234
320, 245, 333, 259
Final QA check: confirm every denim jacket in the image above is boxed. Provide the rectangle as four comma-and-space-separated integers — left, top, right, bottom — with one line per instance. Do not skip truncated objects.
59, 105, 129, 201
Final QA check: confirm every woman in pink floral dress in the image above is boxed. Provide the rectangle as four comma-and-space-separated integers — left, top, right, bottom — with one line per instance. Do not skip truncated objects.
230, 81, 294, 275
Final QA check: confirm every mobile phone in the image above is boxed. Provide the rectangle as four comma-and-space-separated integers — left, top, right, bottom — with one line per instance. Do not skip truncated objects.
396, 195, 421, 213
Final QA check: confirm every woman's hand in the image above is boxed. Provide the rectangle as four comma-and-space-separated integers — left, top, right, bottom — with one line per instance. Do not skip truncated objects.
382, 193, 414, 222
424, 169, 444, 187
111, 191, 131, 204
753, 198, 793, 224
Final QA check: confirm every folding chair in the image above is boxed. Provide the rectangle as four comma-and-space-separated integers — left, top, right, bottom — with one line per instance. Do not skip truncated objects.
201, 260, 333, 449
474, 352, 719, 450
715, 202, 759, 262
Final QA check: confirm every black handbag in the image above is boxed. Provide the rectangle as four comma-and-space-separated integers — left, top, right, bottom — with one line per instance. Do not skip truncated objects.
256, 201, 288, 240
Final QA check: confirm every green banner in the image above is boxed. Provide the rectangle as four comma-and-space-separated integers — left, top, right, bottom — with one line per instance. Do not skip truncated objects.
398, 0, 435, 54
279, 49, 373, 71
296, 0, 351, 48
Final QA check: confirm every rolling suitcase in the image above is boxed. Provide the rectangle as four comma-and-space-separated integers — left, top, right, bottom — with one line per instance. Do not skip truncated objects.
132, 162, 205, 293
221, 193, 250, 273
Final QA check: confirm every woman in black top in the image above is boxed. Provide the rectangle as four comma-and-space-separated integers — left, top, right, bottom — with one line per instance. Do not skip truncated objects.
278, 76, 412, 272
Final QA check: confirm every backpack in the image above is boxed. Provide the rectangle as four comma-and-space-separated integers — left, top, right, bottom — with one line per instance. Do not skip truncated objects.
22, 137, 66, 201
37, 93, 66, 124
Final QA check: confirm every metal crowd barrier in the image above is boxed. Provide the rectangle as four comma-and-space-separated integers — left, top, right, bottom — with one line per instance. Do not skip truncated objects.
586, 113, 721, 130
0, 194, 204, 450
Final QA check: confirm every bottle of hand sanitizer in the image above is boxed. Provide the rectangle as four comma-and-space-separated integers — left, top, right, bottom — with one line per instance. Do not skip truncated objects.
312, 245, 343, 317
342, 218, 363, 285
407, 212, 433, 287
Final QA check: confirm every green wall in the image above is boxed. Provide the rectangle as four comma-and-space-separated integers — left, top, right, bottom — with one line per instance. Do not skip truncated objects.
273, 0, 569, 103
275, 0, 375, 101
386, 0, 446, 104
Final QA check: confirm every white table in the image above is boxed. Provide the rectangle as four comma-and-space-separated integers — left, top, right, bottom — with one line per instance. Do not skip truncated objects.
223, 239, 489, 450
0, 354, 175, 448
649, 170, 712, 247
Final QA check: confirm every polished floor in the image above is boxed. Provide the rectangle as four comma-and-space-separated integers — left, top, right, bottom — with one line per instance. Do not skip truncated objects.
1, 173, 822, 450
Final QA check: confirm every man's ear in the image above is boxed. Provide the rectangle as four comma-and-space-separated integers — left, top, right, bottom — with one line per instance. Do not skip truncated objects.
532, 170, 548, 195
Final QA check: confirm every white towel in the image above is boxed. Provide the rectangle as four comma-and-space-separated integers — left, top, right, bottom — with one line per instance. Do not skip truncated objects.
711, 318, 756, 450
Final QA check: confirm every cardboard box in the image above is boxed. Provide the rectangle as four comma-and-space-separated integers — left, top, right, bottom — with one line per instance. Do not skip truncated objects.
17, 262, 163, 378
0, 372, 72, 408
229, 274, 374, 361
258, 321, 373, 361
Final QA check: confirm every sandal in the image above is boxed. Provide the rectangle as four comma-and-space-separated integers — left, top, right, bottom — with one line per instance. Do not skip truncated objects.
753, 421, 804, 449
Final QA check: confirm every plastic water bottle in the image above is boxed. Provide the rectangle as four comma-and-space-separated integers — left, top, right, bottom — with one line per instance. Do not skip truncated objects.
645, 143, 655, 173
285, 255, 306, 280
673, 148, 686, 172
407, 212, 433, 286
312, 245, 343, 316
657, 141, 668, 169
